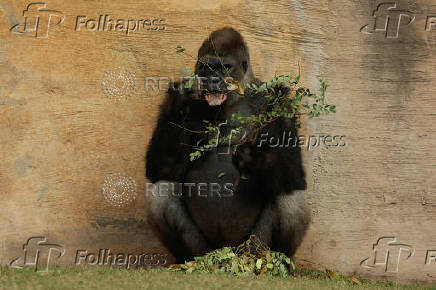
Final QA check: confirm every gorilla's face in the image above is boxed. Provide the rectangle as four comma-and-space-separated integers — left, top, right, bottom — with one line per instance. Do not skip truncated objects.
190, 27, 252, 106
194, 54, 246, 106
194, 52, 249, 106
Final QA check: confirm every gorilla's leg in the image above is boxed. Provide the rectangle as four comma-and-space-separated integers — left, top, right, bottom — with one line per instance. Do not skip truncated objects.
251, 201, 276, 246
252, 190, 311, 257
145, 181, 211, 263
274, 190, 311, 257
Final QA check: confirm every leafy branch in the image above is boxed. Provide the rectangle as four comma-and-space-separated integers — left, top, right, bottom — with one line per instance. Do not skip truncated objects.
174, 46, 336, 161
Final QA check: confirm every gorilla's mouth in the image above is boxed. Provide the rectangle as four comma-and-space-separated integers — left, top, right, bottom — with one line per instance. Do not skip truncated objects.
204, 92, 227, 106
199, 76, 238, 106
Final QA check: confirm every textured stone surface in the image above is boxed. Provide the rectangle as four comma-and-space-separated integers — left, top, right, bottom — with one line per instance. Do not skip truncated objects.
0, 0, 435, 283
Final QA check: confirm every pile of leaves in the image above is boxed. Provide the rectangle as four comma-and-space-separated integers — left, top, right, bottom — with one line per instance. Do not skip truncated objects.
168, 235, 296, 278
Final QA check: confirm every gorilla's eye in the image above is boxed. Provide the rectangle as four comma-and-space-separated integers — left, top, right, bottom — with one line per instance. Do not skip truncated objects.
242, 61, 248, 73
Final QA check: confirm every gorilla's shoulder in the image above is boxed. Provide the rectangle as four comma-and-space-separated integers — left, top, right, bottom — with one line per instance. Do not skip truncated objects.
158, 81, 192, 118
246, 78, 291, 110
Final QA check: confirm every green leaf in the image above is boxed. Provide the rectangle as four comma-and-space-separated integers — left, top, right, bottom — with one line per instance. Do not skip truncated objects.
290, 259, 296, 272
176, 45, 186, 53
285, 257, 291, 264
256, 259, 262, 270
184, 78, 194, 88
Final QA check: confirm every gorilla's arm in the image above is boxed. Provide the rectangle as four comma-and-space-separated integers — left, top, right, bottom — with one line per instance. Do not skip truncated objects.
257, 117, 306, 193
244, 117, 306, 196
146, 83, 194, 183
235, 86, 306, 196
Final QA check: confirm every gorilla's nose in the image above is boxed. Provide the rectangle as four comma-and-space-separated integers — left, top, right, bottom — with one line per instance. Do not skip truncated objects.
202, 77, 227, 92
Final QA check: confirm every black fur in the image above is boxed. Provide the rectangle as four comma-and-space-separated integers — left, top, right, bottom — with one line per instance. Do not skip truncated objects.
145, 27, 310, 263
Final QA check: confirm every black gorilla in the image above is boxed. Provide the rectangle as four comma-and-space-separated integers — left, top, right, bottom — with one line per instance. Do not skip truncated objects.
145, 27, 310, 263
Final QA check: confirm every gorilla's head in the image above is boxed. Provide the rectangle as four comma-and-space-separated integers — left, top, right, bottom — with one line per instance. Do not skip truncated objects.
194, 27, 254, 106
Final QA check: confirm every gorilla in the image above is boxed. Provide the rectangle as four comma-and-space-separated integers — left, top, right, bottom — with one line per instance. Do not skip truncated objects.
145, 27, 310, 263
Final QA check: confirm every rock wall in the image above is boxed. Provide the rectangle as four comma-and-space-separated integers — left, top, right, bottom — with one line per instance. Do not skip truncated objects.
0, 0, 435, 283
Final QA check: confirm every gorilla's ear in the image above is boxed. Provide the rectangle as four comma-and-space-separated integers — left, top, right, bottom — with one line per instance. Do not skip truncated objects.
242, 61, 248, 73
